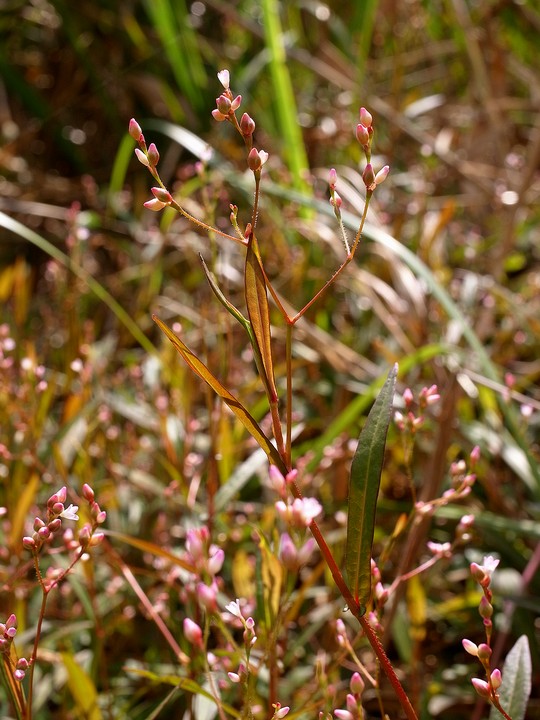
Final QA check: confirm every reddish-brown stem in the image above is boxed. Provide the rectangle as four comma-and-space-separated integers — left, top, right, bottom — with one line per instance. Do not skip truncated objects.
168, 198, 246, 247
287, 478, 418, 720
25, 588, 48, 720
285, 323, 293, 470
290, 196, 371, 324
251, 174, 261, 232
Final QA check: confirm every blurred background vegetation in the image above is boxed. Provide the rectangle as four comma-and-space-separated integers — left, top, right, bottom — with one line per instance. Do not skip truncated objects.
1, 0, 540, 718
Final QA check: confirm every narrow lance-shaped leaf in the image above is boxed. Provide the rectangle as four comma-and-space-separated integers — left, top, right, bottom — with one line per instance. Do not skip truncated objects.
244, 232, 278, 404
489, 635, 531, 720
153, 315, 283, 468
199, 254, 255, 343
346, 364, 398, 612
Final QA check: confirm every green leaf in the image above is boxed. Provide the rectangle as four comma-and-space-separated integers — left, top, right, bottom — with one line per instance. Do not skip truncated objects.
153, 315, 282, 468
489, 635, 531, 720
127, 668, 240, 717
61, 653, 102, 720
346, 363, 398, 611
244, 233, 278, 403
200, 254, 254, 342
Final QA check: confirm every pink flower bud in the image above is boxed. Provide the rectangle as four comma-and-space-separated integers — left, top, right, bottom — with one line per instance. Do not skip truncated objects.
23, 536, 36, 550
129, 118, 143, 142
143, 198, 167, 212
331, 191, 342, 209
207, 547, 225, 576
490, 668, 502, 689
135, 148, 150, 166
82, 484, 94, 502
151, 187, 173, 204
48, 518, 62, 533
186, 528, 206, 562
57, 487, 67, 503
374, 165, 390, 186
248, 147, 262, 171
274, 706, 290, 718
279, 533, 298, 571
89, 532, 104, 546
362, 163, 375, 190
212, 109, 227, 122
470, 562, 486, 584
462, 639, 479, 656
350, 671, 364, 695
240, 112, 256, 137
359, 107, 373, 128
269, 465, 286, 495
471, 678, 490, 698
470, 445, 481, 466
356, 123, 370, 147
147, 143, 159, 166
14, 669, 26, 682
479, 596, 493, 619
329, 167, 337, 188
334, 711, 354, 720
197, 582, 218, 612
216, 94, 231, 115
477, 643, 492, 661
78, 524, 91, 547
231, 95, 242, 111
183, 618, 203, 647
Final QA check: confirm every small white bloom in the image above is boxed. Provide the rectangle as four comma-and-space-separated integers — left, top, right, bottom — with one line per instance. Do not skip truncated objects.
217, 69, 230, 90
60, 504, 79, 521
224, 598, 243, 619
292, 497, 322, 526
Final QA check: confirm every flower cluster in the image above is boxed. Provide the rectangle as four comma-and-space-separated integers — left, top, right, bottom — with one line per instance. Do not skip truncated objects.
0, 615, 30, 682
270, 466, 322, 530
180, 526, 224, 613
212, 69, 257, 151
224, 598, 258, 687
356, 107, 389, 193
335, 619, 376, 718
394, 384, 440, 434
22, 484, 105, 556
328, 106, 389, 254
334, 671, 366, 720
462, 556, 508, 712
129, 118, 173, 211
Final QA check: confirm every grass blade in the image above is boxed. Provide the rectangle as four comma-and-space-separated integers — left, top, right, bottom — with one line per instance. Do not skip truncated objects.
346, 363, 397, 611
0, 212, 156, 356
143, 0, 206, 111
260, 0, 310, 194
